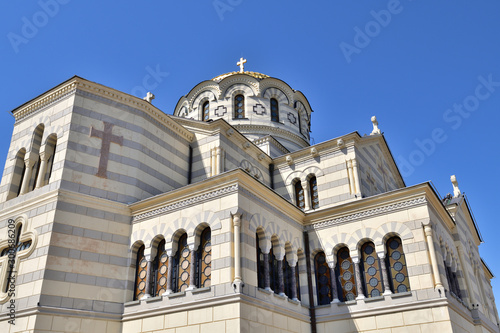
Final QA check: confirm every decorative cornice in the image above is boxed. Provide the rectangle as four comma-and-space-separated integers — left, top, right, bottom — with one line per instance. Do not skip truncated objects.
13, 80, 78, 121
132, 184, 239, 222
307, 196, 427, 230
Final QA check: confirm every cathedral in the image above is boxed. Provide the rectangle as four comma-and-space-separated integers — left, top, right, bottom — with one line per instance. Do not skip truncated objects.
0, 59, 498, 332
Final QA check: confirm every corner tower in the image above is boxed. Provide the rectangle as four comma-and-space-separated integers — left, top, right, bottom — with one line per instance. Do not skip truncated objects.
173, 59, 313, 156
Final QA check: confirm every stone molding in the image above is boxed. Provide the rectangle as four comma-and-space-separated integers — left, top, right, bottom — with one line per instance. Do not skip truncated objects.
307, 196, 427, 230
233, 124, 309, 147
132, 184, 239, 223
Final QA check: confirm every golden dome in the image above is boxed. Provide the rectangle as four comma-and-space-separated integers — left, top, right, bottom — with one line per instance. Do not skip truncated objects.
212, 71, 269, 82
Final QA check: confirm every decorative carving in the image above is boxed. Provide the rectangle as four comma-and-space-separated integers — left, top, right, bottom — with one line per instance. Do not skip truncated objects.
253, 104, 266, 115
308, 197, 427, 230
287, 112, 297, 125
310, 147, 318, 157
337, 139, 344, 147
286, 155, 293, 165
132, 184, 239, 222
240, 160, 264, 179
214, 105, 227, 117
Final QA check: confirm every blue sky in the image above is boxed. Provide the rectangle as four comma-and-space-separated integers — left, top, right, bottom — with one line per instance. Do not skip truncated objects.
1, 0, 500, 303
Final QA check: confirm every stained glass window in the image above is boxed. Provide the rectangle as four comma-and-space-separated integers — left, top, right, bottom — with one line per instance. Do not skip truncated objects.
309, 176, 319, 209
271, 98, 279, 122
176, 233, 191, 292
315, 251, 332, 305
134, 245, 147, 300
197, 227, 211, 288
154, 240, 168, 297
295, 181, 305, 210
336, 247, 357, 301
361, 242, 383, 298
234, 95, 245, 119
203, 101, 210, 121
386, 236, 410, 294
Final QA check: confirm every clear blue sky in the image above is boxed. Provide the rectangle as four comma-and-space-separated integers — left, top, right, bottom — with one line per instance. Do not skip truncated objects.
1, 0, 500, 302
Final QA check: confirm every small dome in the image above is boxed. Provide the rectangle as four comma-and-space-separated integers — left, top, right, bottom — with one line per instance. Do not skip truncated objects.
212, 71, 269, 82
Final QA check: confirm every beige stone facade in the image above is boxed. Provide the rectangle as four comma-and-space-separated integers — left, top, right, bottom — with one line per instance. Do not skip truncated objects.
0, 71, 498, 332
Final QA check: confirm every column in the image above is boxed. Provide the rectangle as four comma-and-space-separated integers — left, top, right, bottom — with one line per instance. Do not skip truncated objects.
35, 151, 48, 188
352, 159, 361, 196
19, 158, 33, 195
330, 264, 340, 303
216, 147, 223, 174
166, 252, 174, 294
187, 246, 197, 290
424, 224, 444, 292
144, 256, 153, 298
353, 257, 365, 299
232, 214, 243, 287
302, 183, 311, 211
347, 160, 355, 194
211, 148, 216, 176
290, 263, 298, 301
378, 252, 392, 295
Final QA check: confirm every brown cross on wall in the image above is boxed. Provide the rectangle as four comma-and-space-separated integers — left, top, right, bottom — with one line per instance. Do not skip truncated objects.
90, 121, 123, 178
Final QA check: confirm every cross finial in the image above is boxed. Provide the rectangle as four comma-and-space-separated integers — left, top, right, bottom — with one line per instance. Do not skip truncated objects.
371, 116, 381, 135
144, 92, 155, 103
237, 57, 247, 73
450, 175, 461, 197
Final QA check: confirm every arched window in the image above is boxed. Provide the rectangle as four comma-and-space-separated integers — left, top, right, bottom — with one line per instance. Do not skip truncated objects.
295, 181, 305, 210
234, 94, 245, 119
9, 149, 26, 199
284, 257, 300, 300
314, 251, 332, 305
175, 233, 191, 292
336, 247, 357, 301
154, 240, 168, 297
202, 101, 210, 121
197, 227, 211, 288
256, 233, 266, 289
31, 156, 41, 191
269, 246, 279, 293
309, 176, 319, 209
361, 242, 383, 298
444, 260, 462, 300
44, 134, 58, 186
386, 236, 410, 294
271, 98, 279, 122
134, 245, 147, 300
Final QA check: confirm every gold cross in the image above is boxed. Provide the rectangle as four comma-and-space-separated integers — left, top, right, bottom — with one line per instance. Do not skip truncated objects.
237, 57, 247, 73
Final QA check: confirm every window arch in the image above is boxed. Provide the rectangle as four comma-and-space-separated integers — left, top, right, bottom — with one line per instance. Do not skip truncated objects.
29, 124, 44, 191
314, 251, 332, 305
202, 101, 210, 121
294, 180, 305, 210
44, 134, 58, 186
197, 227, 211, 288
309, 176, 319, 209
271, 98, 279, 122
386, 236, 410, 294
31, 156, 41, 191
234, 94, 245, 119
336, 247, 356, 301
134, 245, 147, 300
361, 242, 383, 298
154, 240, 169, 297
175, 233, 191, 292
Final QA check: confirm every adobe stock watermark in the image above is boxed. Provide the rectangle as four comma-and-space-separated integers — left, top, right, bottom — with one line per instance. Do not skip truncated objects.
6, 219, 17, 325
397, 74, 500, 177
213, 0, 243, 21
130, 65, 169, 99
7, 0, 71, 54
339, 0, 404, 64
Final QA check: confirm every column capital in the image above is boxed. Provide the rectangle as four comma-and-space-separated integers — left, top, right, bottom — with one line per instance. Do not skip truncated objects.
232, 213, 241, 227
